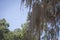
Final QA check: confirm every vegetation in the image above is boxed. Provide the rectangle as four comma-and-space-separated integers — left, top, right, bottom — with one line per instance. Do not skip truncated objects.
0, 18, 30, 40
21, 0, 60, 40
0, 0, 60, 40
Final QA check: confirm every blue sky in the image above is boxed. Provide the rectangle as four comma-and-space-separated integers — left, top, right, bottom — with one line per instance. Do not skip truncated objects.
0, 0, 29, 31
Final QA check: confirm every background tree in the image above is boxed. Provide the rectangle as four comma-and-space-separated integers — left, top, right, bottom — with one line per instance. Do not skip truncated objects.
0, 18, 9, 40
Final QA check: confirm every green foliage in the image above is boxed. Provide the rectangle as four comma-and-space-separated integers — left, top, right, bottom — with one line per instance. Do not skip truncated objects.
0, 18, 30, 40
0, 18, 9, 40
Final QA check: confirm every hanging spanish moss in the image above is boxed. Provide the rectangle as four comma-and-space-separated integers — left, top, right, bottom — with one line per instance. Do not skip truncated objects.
21, 0, 60, 40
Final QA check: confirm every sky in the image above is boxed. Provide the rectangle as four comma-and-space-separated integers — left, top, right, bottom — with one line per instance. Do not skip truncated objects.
0, 0, 29, 31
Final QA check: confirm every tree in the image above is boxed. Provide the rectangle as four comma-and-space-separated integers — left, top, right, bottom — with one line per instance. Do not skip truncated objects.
21, 0, 60, 40
0, 18, 9, 40
21, 0, 46, 40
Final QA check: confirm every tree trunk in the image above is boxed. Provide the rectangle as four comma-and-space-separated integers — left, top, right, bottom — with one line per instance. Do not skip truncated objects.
32, 2, 41, 40
38, 30, 40, 40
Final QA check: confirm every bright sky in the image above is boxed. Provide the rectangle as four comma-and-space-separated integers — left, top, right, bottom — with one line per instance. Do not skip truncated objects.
0, 0, 29, 31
